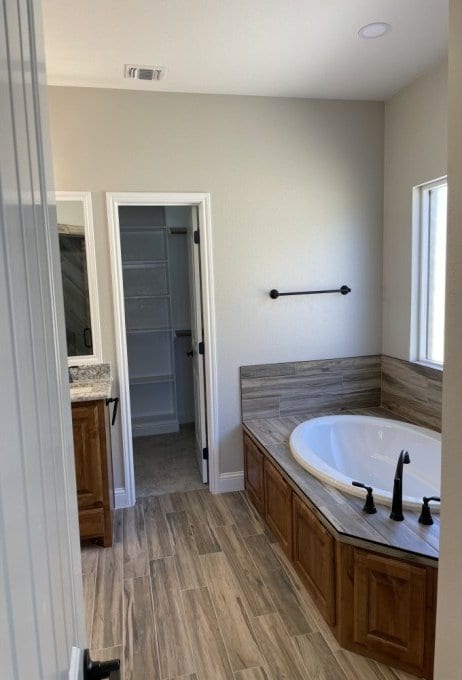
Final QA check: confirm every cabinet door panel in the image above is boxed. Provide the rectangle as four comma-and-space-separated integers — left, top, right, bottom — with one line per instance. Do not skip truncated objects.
263, 458, 292, 558
244, 434, 265, 514
72, 401, 104, 508
352, 549, 428, 672
292, 493, 336, 625
78, 506, 105, 539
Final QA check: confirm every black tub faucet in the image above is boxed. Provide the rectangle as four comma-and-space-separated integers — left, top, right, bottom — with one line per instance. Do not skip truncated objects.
390, 449, 410, 522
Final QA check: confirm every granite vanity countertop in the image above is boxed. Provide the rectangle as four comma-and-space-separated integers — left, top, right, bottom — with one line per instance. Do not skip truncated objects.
69, 363, 112, 403
243, 406, 440, 566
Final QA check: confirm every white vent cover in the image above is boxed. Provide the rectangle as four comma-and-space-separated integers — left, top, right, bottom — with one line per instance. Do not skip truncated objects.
124, 64, 167, 81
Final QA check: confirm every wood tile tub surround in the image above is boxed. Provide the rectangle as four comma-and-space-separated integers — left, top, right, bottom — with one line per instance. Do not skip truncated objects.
381, 356, 442, 432
241, 354, 442, 432
241, 355, 382, 420
243, 427, 438, 679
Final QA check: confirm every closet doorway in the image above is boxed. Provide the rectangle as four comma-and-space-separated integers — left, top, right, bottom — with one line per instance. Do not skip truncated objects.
107, 193, 217, 506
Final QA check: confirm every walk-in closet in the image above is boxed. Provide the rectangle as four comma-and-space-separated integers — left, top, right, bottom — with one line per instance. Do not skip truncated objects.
119, 204, 205, 496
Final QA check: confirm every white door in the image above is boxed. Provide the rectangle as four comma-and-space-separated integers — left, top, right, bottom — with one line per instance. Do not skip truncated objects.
188, 209, 208, 483
0, 1, 86, 678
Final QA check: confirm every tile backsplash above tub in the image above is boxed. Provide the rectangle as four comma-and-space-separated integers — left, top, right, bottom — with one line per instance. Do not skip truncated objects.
381, 355, 442, 431
240, 355, 382, 420
240, 354, 443, 432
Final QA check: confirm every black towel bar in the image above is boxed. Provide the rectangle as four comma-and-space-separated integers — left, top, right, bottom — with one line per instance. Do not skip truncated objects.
269, 285, 351, 299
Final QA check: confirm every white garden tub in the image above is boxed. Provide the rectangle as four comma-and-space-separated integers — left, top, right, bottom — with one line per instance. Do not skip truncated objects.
289, 415, 441, 511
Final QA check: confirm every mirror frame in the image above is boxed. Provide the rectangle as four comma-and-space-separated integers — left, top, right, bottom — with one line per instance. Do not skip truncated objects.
55, 191, 103, 365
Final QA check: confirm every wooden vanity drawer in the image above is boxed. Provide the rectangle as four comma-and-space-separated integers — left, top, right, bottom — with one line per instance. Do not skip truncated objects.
78, 506, 105, 541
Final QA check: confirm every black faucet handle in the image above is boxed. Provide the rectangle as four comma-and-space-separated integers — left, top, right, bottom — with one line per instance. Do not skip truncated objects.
418, 496, 441, 525
352, 481, 377, 514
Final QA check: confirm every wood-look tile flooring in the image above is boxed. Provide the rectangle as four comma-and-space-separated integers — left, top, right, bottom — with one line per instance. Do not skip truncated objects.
82, 490, 419, 680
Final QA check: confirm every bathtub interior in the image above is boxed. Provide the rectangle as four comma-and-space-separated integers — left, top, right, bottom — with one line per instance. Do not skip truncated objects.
289, 416, 441, 508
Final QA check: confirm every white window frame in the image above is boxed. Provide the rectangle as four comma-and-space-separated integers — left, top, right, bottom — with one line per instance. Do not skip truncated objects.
411, 176, 447, 369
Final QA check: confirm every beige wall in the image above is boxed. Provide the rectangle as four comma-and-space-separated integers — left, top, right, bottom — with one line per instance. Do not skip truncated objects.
48, 87, 384, 491
382, 60, 448, 359
434, 1, 462, 675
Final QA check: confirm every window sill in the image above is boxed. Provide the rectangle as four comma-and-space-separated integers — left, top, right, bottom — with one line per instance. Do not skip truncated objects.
412, 359, 444, 372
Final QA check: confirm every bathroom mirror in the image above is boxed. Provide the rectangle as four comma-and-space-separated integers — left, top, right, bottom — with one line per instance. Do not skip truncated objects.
56, 191, 102, 363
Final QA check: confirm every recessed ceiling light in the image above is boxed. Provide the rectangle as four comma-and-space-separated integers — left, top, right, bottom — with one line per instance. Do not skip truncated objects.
358, 22, 392, 40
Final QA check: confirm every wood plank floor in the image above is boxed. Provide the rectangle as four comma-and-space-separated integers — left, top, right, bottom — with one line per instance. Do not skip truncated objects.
82, 490, 420, 680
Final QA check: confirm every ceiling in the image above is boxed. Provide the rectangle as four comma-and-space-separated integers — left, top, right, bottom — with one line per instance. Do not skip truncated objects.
42, 0, 448, 101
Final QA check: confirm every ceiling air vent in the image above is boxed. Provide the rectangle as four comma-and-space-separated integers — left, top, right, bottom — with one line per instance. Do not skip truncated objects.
124, 64, 167, 81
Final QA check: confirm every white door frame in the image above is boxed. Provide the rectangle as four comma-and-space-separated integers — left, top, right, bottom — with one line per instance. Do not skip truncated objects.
106, 192, 219, 505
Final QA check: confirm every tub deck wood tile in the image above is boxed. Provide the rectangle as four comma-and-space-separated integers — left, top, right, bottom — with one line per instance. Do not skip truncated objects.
82, 489, 419, 679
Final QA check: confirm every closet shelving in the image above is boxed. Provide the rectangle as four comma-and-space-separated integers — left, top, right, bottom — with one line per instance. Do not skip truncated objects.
121, 220, 179, 436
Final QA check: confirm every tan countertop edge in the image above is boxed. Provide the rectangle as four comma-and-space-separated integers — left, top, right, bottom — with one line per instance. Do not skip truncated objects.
69, 378, 112, 403
243, 408, 439, 568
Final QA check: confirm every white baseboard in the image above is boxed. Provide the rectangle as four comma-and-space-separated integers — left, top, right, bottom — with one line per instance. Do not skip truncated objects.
215, 471, 244, 493
114, 486, 132, 509
69, 647, 84, 680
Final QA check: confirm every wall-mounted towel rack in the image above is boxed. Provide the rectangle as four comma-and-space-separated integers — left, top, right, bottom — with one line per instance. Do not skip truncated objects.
269, 285, 351, 299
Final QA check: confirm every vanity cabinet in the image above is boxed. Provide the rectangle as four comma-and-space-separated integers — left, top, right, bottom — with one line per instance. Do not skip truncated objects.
292, 492, 336, 625
243, 434, 265, 514
242, 428, 437, 679
263, 458, 292, 558
72, 400, 113, 546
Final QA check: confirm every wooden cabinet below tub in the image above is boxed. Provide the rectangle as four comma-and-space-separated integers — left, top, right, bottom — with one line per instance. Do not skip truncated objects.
263, 457, 292, 558
336, 544, 437, 678
292, 492, 336, 625
72, 399, 113, 546
243, 433, 265, 514
242, 427, 438, 679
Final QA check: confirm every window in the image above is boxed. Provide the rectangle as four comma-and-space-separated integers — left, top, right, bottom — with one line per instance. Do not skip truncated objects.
415, 178, 448, 366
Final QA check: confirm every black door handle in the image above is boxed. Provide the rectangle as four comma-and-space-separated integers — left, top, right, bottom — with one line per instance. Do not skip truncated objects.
106, 397, 119, 426
186, 349, 194, 357
83, 649, 120, 679
83, 327, 93, 349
